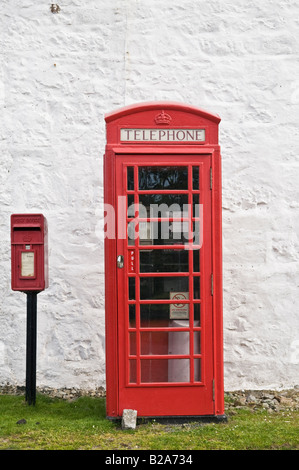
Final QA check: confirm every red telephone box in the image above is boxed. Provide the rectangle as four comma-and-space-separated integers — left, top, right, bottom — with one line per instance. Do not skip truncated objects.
104, 102, 224, 420
11, 214, 48, 292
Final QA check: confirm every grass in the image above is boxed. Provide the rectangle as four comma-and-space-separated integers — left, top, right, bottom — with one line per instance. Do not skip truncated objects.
0, 393, 298, 450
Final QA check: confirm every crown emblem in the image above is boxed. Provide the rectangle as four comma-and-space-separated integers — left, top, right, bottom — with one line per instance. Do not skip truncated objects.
154, 110, 172, 125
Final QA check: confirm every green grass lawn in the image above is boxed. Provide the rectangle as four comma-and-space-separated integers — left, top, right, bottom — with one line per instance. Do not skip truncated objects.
0, 393, 298, 450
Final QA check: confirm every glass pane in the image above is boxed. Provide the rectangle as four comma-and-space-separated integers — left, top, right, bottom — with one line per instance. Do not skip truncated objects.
128, 221, 191, 246
140, 331, 189, 356
140, 249, 189, 273
193, 276, 200, 299
127, 222, 136, 245
193, 249, 200, 272
168, 359, 190, 382
129, 332, 136, 355
129, 304, 136, 327
140, 304, 189, 327
141, 359, 190, 383
127, 167, 134, 191
129, 360, 137, 383
139, 221, 189, 246
192, 166, 199, 189
139, 166, 188, 190
194, 359, 201, 382
194, 304, 200, 325
139, 222, 153, 245
139, 194, 189, 218
127, 195, 135, 218
129, 277, 135, 300
140, 331, 169, 355
168, 331, 190, 355
140, 304, 169, 327
192, 221, 201, 246
193, 194, 200, 217
194, 331, 201, 354
140, 276, 189, 300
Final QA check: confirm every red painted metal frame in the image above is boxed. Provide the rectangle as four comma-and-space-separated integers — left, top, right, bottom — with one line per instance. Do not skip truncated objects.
104, 102, 223, 419
116, 155, 212, 417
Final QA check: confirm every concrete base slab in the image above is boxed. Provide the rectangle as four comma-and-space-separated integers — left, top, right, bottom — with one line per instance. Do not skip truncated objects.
121, 409, 137, 430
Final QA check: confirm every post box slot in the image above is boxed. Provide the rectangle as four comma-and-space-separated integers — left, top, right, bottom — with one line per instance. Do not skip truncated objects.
12, 227, 42, 244
13, 226, 41, 231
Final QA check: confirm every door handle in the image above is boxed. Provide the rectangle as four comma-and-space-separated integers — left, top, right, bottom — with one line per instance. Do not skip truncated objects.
117, 255, 124, 268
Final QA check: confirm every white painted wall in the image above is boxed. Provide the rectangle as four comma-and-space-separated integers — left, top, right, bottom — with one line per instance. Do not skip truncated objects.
0, 0, 298, 391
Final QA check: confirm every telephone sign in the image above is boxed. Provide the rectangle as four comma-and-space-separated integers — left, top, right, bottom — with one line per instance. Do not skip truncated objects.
104, 102, 224, 420
120, 128, 206, 142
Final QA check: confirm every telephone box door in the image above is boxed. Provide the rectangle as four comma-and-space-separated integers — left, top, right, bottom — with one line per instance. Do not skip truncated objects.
116, 154, 214, 417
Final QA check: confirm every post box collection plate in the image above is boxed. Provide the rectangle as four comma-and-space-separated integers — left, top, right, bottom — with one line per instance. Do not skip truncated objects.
21, 251, 35, 277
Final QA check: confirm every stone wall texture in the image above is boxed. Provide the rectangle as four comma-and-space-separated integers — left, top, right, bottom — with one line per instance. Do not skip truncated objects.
0, 0, 298, 391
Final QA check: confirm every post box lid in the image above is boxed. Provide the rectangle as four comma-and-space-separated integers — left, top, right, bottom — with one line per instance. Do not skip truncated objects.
11, 214, 47, 241
11, 214, 45, 225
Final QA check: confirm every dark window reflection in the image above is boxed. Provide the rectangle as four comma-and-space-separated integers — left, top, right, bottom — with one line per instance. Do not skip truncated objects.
140, 304, 191, 327
129, 304, 136, 327
193, 249, 200, 272
139, 166, 188, 190
140, 249, 188, 272
139, 194, 189, 218
193, 276, 200, 299
140, 304, 171, 327
193, 193, 200, 217
127, 195, 135, 218
194, 303, 200, 324
127, 167, 134, 191
129, 277, 135, 300
194, 359, 201, 382
140, 276, 189, 300
192, 166, 200, 190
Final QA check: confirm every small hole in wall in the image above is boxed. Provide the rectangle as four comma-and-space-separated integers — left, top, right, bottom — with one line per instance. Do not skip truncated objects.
50, 4, 60, 14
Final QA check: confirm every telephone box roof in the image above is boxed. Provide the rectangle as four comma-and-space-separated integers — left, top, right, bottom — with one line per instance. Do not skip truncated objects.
105, 101, 221, 124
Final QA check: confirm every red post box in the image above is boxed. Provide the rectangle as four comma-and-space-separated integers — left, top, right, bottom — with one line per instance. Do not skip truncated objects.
104, 102, 224, 421
11, 214, 48, 292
